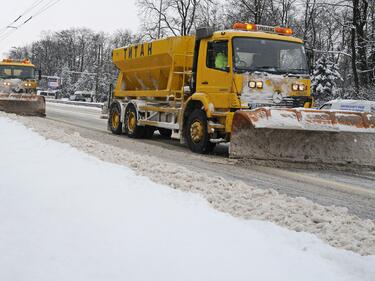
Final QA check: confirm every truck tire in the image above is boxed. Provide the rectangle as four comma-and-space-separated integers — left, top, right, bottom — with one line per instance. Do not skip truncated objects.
109, 103, 122, 135
185, 109, 215, 154
159, 128, 172, 139
124, 104, 145, 138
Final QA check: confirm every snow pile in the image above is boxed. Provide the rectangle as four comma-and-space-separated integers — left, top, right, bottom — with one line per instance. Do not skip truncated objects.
2, 112, 375, 256
0, 116, 375, 281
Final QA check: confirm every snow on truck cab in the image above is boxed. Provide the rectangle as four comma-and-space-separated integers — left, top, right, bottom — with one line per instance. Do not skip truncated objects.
108, 23, 375, 167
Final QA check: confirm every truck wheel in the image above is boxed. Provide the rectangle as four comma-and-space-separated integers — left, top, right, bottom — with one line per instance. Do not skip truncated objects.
109, 103, 122, 135
124, 105, 145, 138
185, 109, 215, 154
159, 128, 172, 139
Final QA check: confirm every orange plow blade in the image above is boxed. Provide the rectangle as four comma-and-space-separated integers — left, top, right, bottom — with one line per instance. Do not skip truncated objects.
0, 93, 45, 117
230, 108, 375, 168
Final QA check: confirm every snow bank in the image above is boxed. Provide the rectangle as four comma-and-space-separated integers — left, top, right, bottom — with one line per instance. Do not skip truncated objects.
0, 116, 374, 281
2, 112, 375, 257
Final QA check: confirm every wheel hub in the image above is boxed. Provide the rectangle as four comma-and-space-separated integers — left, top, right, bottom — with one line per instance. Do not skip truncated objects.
127, 112, 136, 133
112, 111, 120, 129
190, 120, 204, 143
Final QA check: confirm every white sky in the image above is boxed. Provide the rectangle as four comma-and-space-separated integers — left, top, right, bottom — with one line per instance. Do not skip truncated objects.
0, 0, 140, 56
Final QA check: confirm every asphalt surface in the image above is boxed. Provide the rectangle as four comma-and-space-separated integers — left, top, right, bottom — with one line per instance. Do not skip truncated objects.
46, 102, 375, 220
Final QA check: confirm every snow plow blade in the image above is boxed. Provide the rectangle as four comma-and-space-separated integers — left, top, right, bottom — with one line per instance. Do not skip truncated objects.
230, 108, 375, 167
0, 93, 45, 117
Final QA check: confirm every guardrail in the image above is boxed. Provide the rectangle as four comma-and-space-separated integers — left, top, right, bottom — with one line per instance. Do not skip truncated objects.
46, 99, 104, 108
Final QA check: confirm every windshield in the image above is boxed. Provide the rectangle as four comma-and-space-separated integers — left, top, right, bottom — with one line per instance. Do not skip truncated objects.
233, 37, 309, 74
0, 65, 35, 79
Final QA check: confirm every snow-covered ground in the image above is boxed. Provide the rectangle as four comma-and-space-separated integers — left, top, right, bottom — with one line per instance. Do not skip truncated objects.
2, 111, 375, 256
0, 116, 374, 280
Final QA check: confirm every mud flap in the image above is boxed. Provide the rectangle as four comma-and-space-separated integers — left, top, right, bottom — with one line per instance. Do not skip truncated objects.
230, 108, 375, 167
0, 93, 46, 117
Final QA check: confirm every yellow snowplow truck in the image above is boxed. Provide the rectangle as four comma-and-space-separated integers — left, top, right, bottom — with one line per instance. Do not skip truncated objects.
0, 59, 45, 116
109, 23, 375, 167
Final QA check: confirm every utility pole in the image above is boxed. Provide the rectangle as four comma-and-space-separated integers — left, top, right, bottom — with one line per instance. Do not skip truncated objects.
157, 0, 163, 39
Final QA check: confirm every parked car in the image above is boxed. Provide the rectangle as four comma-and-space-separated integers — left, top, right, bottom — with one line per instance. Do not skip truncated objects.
69, 93, 86, 102
319, 99, 375, 114
70, 91, 94, 102
37, 90, 60, 100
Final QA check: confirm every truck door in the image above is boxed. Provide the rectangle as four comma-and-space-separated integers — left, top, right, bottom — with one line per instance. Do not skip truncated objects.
196, 40, 232, 109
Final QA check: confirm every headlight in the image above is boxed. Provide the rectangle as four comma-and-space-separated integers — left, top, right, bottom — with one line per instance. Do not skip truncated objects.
248, 81, 256, 88
292, 84, 307, 91
248, 81, 263, 89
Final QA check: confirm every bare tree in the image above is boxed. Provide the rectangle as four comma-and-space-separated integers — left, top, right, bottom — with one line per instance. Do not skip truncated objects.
137, 0, 202, 38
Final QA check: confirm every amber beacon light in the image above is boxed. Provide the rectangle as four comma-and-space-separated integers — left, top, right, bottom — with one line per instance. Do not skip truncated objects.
233, 23, 293, 36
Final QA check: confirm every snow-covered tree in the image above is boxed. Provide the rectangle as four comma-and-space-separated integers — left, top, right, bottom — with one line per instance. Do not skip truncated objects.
60, 64, 74, 97
311, 55, 342, 104
74, 70, 95, 92
95, 72, 116, 102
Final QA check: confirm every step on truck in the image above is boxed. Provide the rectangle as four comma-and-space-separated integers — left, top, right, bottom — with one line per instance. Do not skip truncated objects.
108, 23, 375, 167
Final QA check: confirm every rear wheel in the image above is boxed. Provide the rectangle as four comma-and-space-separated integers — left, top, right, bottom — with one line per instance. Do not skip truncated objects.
109, 103, 122, 134
185, 109, 215, 154
125, 105, 146, 138
159, 128, 172, 139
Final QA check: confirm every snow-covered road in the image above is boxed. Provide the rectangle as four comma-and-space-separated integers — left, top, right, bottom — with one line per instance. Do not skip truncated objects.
0, 116, 374, 281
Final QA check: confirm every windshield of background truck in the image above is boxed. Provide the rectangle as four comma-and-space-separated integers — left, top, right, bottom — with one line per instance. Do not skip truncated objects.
233, 37, 309, 74
0, 65, 35, 79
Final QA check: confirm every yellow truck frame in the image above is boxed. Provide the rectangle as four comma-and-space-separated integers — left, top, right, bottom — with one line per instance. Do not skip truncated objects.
109, 23, 313, 153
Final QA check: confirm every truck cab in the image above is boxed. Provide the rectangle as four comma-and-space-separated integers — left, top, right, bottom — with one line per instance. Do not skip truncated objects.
194, 24, 312, 107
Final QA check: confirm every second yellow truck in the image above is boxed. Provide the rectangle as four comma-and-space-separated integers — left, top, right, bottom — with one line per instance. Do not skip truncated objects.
0, 58, 45, 116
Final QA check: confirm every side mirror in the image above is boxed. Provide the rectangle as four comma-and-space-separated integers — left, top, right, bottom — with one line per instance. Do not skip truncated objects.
38, 69, 42, 81
196, 26, 215, 40
108, 83, 113, 106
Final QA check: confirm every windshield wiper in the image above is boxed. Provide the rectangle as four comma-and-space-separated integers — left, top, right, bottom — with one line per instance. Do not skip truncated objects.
255, 66, 278, 70
252, 66, 283, 74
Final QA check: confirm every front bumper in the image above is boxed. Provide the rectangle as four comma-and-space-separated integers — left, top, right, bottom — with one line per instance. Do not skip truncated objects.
248, 96, 313, 109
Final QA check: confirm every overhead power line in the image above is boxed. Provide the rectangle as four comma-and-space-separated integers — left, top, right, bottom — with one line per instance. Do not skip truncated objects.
0, 0, 45, 36
32, 0, 61, 18
0, 0, 61, 44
